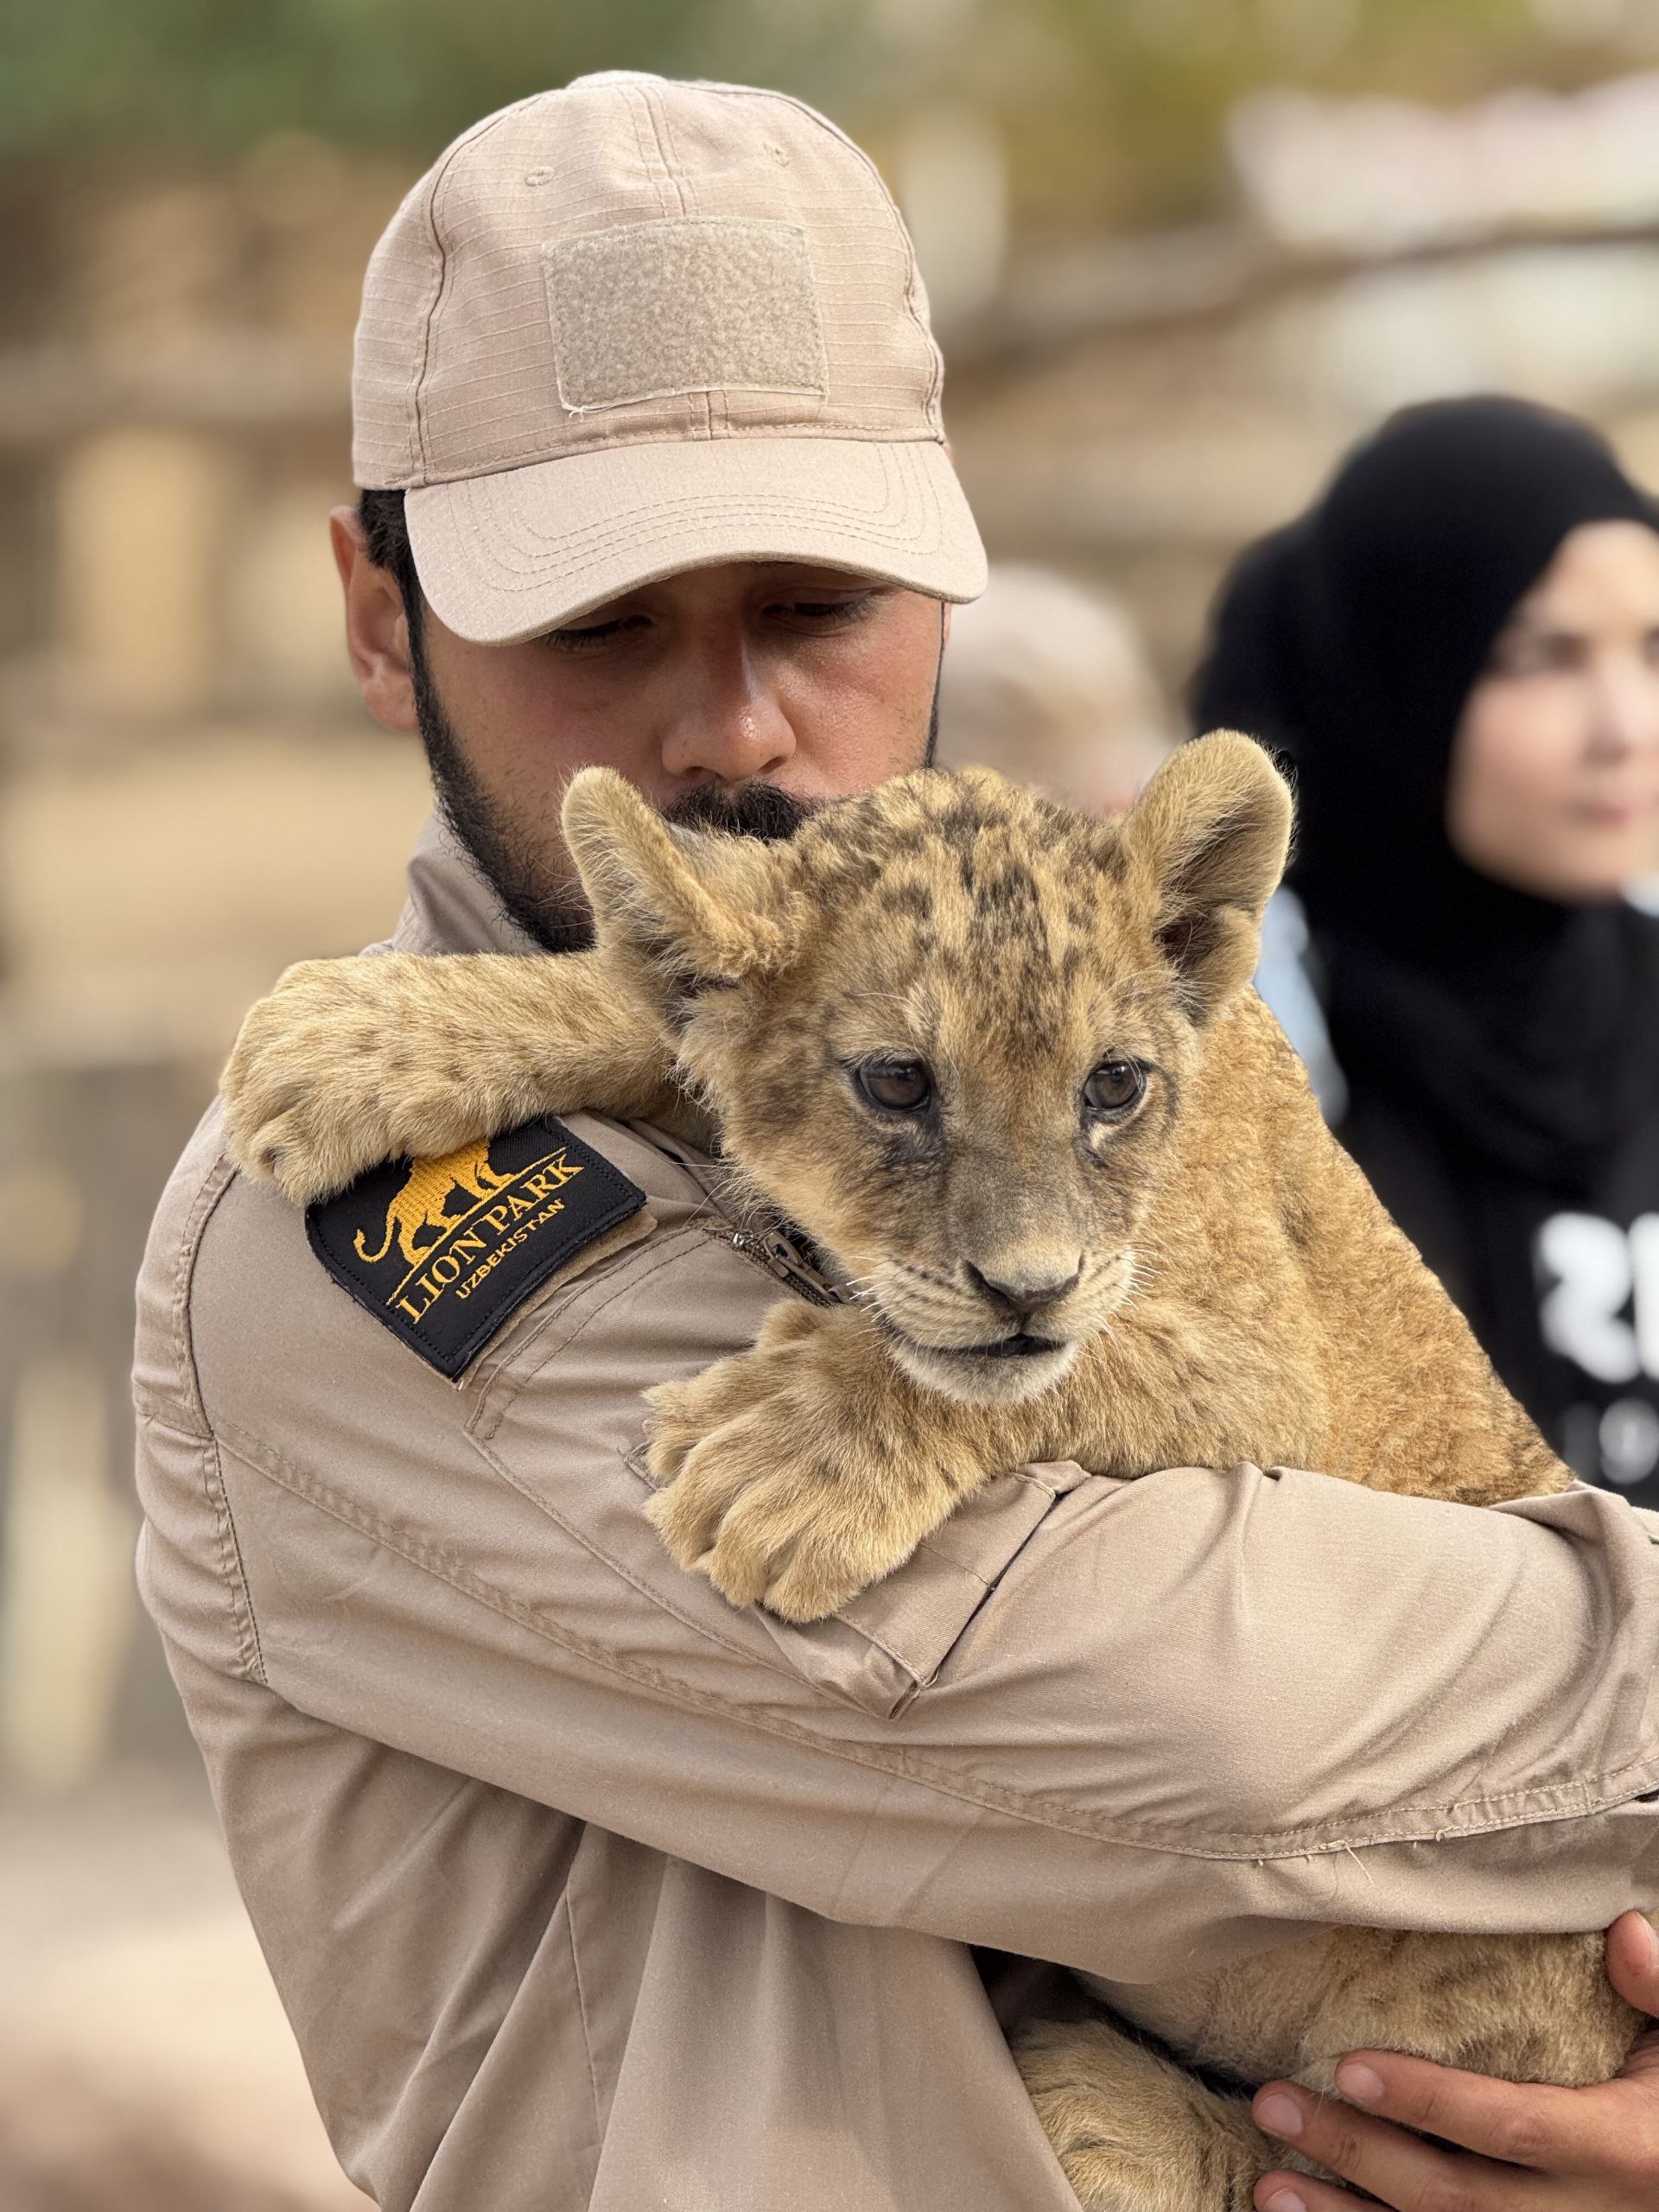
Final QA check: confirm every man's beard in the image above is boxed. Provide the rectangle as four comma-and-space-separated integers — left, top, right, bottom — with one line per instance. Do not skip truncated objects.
411, 628, 940, 956
413, 649, 820, 954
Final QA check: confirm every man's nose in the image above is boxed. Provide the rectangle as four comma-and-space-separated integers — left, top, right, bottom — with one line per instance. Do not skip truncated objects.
660, 633, 797, 785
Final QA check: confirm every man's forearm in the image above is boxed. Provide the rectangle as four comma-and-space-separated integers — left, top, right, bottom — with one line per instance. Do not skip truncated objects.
145, 1128, 1659, 1989
155, 1427, 1659, 1986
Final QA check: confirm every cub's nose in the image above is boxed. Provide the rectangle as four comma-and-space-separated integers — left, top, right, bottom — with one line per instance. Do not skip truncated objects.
964, 1259, 1084, 1321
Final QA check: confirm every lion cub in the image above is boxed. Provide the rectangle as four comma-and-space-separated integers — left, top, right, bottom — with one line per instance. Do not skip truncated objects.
222, 734, 1643, 2212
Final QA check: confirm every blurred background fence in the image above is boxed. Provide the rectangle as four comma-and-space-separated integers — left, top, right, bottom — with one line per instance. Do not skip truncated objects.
8, 0, 1659, 2198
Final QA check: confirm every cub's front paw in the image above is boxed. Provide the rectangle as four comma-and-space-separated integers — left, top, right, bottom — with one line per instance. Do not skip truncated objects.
644, 1302, 974, 1623
222, 960, 484, 1205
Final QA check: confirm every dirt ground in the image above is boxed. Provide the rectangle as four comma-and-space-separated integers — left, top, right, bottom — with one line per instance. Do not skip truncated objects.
0, 1770, 368, 2209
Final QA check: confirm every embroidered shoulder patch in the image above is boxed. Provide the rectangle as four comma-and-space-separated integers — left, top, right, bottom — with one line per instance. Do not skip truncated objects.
307, 1117, 648, 1378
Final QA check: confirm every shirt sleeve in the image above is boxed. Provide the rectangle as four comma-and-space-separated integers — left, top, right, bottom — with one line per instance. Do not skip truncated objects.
136, 1121, 1659, 1990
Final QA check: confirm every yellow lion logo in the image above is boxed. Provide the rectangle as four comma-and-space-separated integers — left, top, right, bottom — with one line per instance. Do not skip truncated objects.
354, 1140, 516, 1268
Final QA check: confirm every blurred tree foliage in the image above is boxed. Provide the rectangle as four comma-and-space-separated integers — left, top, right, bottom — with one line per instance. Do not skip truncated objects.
0, 0, 1641, 232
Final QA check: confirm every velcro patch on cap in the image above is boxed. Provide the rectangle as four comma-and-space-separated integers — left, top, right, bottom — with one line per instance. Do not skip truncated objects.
308, 1117, 648, 1379
545, 217, 828, 413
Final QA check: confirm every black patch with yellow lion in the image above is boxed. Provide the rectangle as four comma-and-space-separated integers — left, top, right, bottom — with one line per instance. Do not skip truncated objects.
307, 1116, 647, 1378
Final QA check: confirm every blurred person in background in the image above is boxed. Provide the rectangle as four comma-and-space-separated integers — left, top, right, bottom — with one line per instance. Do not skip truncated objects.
1194, 396, 1659, 1508
935, 564, 1345, 1108
932, 560, 1172, 812
132, 80, 1659, 2212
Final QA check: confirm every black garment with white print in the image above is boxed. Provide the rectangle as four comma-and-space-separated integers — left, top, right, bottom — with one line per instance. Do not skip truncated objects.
1340, 1087, 1659, 1510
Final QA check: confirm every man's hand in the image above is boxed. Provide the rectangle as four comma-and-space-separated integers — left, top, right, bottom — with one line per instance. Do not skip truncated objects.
1251, 1913, 1659, 2209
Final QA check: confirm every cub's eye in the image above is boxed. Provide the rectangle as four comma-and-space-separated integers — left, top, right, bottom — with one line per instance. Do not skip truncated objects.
1083, 1060, 1146, 1117
855, 1059, 932, 1114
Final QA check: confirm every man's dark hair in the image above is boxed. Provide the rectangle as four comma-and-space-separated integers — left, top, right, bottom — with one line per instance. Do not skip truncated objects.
358, 486, 423, 654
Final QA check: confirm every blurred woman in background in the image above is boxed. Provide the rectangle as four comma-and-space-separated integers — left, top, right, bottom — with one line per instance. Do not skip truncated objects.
1193, 396, 1659, 1505
934, 562, 1173, 814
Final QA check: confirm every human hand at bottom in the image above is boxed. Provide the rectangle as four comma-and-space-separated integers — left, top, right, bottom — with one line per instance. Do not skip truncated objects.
1250, 1913, 1659, 2209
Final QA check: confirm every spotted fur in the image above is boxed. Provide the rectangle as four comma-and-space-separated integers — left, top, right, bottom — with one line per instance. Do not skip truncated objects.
221, 734, 1645, 2211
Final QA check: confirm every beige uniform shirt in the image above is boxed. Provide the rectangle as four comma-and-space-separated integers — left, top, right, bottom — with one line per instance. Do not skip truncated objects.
135, 819, 1659, 2212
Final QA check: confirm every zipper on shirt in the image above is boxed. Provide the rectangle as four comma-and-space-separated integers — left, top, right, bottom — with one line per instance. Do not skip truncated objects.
727, 1227, 837, 1307
629, 1119, 838, 1308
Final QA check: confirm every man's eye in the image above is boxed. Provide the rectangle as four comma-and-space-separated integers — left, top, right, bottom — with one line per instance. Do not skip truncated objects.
542, 614, 647, 652
774, 594, 876, 626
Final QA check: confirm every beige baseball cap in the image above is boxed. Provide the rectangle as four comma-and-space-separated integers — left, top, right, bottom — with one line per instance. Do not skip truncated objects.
353, 72, 988, 644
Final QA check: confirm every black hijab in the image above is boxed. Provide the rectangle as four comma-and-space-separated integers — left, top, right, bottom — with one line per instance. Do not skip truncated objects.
1192, 396, 1659, 1194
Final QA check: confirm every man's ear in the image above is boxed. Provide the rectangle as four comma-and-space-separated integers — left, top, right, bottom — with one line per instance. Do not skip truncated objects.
1116, 730, 1293, 1022
331, 505, 418, 735
561, 768, 802, 988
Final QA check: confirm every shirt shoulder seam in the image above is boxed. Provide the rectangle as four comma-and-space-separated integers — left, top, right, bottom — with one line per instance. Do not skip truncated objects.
154, 1152, 240, 1437
137, 1408, 268, 1686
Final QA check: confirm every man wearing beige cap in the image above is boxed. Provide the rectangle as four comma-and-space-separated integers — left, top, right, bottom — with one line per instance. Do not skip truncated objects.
135, 73, 1659, 2212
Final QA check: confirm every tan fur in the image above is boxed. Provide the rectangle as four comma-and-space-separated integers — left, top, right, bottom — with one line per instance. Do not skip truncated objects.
220, 737, 1645, 2208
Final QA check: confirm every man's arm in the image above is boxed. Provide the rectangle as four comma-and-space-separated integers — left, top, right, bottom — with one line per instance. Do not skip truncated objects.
136, 1110, 1659, 1991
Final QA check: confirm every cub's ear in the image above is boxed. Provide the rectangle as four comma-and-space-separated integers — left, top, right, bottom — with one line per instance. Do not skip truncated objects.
1117, 730, 1292, 1022
561, 767, 803, 991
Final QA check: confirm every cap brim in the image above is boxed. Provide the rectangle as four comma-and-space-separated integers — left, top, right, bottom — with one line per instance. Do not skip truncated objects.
404, 435, 988, 645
